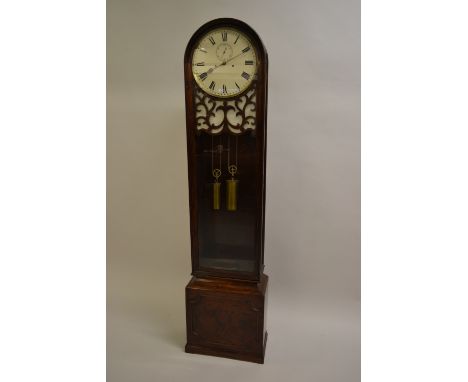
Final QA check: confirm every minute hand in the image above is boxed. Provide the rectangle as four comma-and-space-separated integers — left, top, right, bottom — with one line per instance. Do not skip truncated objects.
207, 49, 250, 75
223, 49, 250, 65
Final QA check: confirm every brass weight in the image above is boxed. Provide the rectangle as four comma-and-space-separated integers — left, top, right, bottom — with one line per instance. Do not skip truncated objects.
226, 179, 238, 211
212, 168, 221, 210
226, 164, 238, 211
213, 182, 221, 210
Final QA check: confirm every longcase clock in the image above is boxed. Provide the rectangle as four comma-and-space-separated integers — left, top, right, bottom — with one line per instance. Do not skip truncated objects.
183, 18, 269, 364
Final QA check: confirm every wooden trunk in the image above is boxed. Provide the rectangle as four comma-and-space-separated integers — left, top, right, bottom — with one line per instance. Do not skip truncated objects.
185, 274, 268, 363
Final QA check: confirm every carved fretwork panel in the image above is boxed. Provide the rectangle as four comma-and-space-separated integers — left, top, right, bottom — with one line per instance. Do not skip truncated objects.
194, 82, 256, 135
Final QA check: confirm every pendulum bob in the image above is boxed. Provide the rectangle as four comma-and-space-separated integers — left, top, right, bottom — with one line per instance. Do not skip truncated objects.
213, 182, 221, 210
226, 179, 238, 211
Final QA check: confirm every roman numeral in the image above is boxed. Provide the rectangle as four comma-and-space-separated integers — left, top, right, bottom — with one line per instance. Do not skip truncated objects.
222, 84, 227, 94
222, 31, 227, 41
235, 82, 240, 90
245, 60, 254, 65
208, 36, 215, 45
209, 81, 216, 90
234, 34, 239, 44
242, 46, 250, 53
195, 62, 205, 66
241, 72, 250, 80
199, 72, 208, 81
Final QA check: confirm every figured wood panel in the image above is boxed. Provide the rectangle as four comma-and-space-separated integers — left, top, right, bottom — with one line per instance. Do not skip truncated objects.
185, 275, 268, 361
190, 295, 259, 350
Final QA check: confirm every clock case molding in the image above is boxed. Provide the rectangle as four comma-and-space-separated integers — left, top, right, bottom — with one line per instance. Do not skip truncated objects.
184, 18, 269, 363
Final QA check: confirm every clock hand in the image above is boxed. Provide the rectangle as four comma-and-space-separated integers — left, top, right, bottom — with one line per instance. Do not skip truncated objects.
205, 49, 250, 76
222, 48, 250, 66
207, 60, 227, 74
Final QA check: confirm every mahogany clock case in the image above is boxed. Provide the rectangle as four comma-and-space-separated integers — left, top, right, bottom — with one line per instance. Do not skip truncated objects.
184, 18, 269, 363
184, 18, 268, 282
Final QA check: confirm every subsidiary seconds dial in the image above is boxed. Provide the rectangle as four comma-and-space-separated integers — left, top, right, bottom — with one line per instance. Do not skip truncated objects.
192, 28, 257, 98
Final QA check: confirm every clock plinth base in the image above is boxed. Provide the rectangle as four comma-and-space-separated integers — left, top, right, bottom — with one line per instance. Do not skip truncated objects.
185, 333, 267, 364
185, 274, 268, 364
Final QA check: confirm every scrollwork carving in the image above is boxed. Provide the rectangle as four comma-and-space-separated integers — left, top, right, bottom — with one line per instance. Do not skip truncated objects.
194, 82, 256, 135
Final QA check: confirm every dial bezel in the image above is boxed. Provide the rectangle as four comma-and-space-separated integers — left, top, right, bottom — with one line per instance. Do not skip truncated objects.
190, 27, 258, 99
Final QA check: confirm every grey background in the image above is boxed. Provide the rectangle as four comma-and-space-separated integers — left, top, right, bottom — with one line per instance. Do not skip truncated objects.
107, 0, 360, 381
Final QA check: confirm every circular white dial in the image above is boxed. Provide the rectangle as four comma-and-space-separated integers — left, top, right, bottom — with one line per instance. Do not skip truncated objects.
192, 27, 257, 98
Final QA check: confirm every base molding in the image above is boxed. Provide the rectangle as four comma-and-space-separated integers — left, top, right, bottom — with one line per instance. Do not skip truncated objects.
185, 332, 267, 364
185, 274, 268, 364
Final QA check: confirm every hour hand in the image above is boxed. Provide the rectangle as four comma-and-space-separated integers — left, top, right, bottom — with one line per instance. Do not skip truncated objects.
207, 61, 227, 74
193, 62, 218, 67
